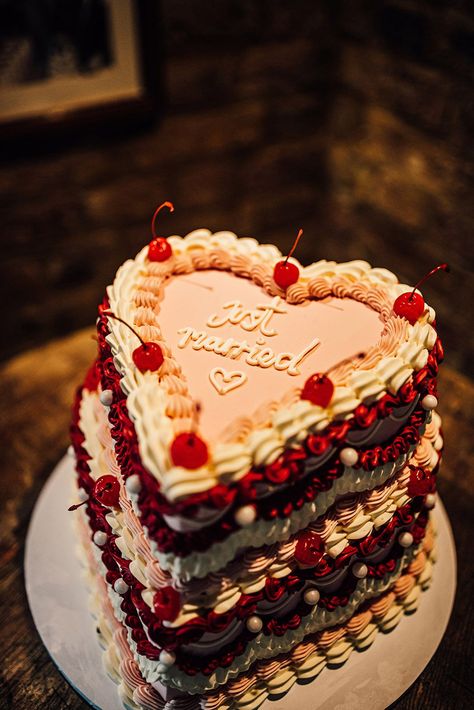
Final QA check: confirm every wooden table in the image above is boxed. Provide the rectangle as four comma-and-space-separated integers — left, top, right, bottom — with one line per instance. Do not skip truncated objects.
1, 329, 473, 710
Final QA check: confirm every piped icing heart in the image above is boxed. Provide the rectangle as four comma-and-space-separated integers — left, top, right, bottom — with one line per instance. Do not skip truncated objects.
105, 230, 438, 503
209, 367, 248, 395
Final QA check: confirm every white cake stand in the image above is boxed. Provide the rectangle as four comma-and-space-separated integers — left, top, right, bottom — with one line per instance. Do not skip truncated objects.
25, 455, 456, 710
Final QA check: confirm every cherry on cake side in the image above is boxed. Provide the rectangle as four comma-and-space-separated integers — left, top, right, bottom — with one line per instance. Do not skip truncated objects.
104, 311, 164, 373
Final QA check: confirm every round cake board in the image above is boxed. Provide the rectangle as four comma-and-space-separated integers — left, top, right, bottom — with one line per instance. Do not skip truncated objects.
25, 455, 456, 710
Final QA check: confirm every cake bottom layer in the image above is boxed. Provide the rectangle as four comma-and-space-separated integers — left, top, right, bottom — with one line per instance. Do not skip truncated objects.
77, 517, 435, 710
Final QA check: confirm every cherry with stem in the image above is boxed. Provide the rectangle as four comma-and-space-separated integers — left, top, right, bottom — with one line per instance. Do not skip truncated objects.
104, 311, 164, 372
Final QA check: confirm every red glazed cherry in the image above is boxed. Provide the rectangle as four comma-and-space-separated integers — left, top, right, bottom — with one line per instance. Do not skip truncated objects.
393, 263, 449, 325
148, 237, 172, 262
153, 586, 181, 622
301, 374, 334, 408
407, 466, 434, 497
93, 475, 120, 507
295, 530, 325, 567
132, 342, 164, 372
148, 201, 174, 262
171, 433, 209, 469
393, 292, 424, 325
273, 228, 303, 289
104, 312, 164, 373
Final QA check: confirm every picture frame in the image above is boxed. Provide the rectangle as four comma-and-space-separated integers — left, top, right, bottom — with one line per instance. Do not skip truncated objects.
0, 0, 162, 156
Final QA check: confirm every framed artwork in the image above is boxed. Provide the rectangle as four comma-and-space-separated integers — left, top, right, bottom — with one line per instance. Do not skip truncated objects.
0, 0, 161, 153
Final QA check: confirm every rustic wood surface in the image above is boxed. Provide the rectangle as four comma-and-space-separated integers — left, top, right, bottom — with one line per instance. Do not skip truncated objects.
0, 328, 473, 710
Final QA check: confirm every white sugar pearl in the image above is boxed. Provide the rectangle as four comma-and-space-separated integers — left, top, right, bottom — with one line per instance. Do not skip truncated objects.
304, 588, 320, 606
159, 650, 176, 667
100, 389, 114, 406
156, 663, 167, 674
352, 562, 368, 579
67, 444, 75, 457
93, 530, 107, 547
399, 532, 414, 548
421, 394, 438, 411
425, 493, 436, 510
340, 447, 358, 467
114, 578, 129, 595
125, 474, 142, 495
246, 615, 263, 633
77, 487, 88, 503
235, 505, 256, 527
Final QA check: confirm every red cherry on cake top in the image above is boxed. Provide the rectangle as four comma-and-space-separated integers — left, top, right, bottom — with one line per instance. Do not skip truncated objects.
171, 432, 209, 469
105, 311, 164, 373
301, 373, 334, 408
295, 530, 325, 567
148, 201, 174, 262
153, 586, 181, 622
132, 342, 164, 372
393, 263, 449, 325
273, 228, 304, 289
93, 475, 120, 508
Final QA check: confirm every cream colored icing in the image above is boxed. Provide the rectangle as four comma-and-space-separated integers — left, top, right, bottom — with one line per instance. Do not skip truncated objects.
104, 231, 438, 502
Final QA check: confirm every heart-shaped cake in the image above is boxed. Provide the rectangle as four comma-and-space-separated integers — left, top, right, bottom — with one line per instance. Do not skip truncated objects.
70, 221, 444, 708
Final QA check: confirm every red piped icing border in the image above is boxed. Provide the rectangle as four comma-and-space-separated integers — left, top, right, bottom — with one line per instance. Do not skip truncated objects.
91, 300, 442, 556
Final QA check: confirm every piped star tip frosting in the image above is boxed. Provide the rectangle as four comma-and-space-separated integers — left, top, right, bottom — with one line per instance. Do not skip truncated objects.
68, 215, 445, 709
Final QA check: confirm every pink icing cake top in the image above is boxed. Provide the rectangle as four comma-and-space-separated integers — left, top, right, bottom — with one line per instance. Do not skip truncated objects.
158, 270, 385, 440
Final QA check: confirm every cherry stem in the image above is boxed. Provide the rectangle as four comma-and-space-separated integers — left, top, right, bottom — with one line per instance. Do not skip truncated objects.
284, 228, 303, 264
188, 401, 201, 443
104, 311, 147, 348
409, 263, 450, 302
325, 351, 366, 376
151, 201, 174, 239
68, 499, 88, 511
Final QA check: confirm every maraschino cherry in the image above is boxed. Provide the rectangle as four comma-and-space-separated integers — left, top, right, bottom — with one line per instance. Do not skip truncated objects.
170, 403, 209, 469
273, 228, 304, 289
295, 530, 324, 567
407, 465, 434, 497
393, 263, 449, 325
68, 474, 120, 511
301, 352, 365, 408
148, 201, 174, 262
104, 311, 164, 372
301, 374, 334, 408
153, 586, 181, 622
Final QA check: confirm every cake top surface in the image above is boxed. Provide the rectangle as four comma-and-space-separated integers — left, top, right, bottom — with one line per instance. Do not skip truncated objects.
103, 229, 437, 502
158, 269, 384, 441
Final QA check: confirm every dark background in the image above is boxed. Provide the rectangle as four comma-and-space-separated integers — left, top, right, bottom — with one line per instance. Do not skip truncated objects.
1, 0, 473, 376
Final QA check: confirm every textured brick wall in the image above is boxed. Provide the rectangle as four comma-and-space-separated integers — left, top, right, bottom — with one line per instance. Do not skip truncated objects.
1, 1, 473, 376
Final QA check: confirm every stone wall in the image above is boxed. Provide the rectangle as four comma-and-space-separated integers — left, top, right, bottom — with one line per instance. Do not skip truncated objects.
1, 1, 472, 375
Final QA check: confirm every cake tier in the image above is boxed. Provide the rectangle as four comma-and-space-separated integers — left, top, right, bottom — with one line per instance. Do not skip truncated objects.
70, 374, 440, 694
78, 511, 435, 710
